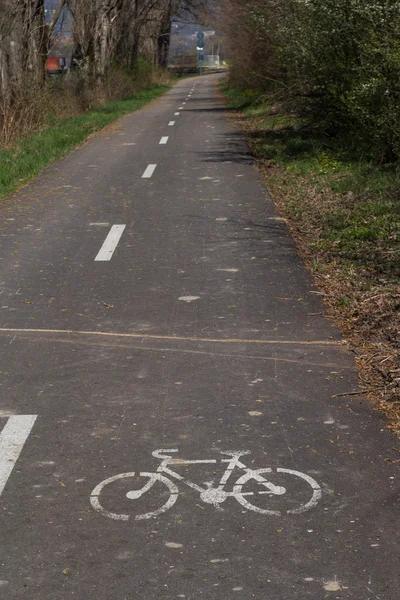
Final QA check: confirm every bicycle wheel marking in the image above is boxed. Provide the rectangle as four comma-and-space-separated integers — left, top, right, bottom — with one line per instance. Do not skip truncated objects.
90, 450, 323, 521
278, 468, 322, 515
234, 468, 322, 516
90, 472, 178, 521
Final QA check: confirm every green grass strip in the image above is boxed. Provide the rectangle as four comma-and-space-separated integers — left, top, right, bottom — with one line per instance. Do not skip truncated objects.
0, 84, 170, 198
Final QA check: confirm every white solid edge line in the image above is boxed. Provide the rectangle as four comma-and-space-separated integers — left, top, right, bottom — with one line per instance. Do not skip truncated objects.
0, 415, 37, 496
168, 121, 175, 126
141, 164, 157, 179
159, 137, 169, 145
94, 224, 126, 261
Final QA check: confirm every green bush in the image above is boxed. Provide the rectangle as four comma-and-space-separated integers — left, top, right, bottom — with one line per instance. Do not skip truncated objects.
225, 0, 400, 161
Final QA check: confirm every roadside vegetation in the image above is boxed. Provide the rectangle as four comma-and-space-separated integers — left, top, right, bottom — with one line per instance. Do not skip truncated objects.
0, 1, 176, 146
0, 0, 207, 195
218, 0, 400, 430
221, 84, 400, 432
0, 81, 170, 198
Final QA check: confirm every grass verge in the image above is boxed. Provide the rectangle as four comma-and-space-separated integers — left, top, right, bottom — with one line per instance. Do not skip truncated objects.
221, 82, 400, 434
0, 84, 170, 198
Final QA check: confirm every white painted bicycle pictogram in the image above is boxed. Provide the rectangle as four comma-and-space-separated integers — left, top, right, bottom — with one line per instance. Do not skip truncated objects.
90, 449, 322, 521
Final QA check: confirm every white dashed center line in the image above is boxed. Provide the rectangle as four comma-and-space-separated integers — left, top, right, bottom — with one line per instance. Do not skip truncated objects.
174, 112, 180, 116
168, 121, 175, 126
94, 224, 126, 261
142, 164, 157, 178
159, 137, 169, 145
179, 106, 184, 110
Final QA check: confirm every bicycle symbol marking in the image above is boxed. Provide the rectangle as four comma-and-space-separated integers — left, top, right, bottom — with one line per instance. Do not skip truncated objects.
90, 449, 322, 521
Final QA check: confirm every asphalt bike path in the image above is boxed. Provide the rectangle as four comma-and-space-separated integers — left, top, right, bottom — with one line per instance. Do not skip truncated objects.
0, 75, 398, 599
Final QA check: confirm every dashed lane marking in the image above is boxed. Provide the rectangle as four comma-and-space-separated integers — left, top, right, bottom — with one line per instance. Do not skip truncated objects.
141, 164, 157, 178
159, 137, 169, 145
168, 121, 175, 126
0, 415, 37, 496
94, 225, 126, 261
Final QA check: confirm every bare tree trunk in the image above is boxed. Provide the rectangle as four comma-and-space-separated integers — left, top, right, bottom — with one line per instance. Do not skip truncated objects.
23, 0, 48, 85
157, 0, 174, 68
69, 0, 124, 100
0, 0, 48, 95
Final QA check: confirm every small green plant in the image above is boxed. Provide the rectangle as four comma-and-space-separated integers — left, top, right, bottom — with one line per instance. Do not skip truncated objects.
337, 297, 351, 308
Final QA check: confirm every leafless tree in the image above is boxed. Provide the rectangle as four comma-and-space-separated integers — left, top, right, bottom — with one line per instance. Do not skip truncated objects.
66, 0, 176, 95
0, 1, 46, 95
0, 0, 72, 97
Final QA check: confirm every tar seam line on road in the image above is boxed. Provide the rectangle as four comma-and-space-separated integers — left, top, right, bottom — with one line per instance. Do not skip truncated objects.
142, 164, 157, 178
0, 336, 350, 368
0, 328, 342, 346
94, 224, 126, 261
0, 415, 37, 496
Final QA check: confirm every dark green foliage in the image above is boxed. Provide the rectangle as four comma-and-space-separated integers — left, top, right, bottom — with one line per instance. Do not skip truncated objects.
226, 0, 400, 161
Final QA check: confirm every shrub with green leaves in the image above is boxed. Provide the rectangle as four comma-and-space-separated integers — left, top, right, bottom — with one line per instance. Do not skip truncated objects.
224, 0, 400, 160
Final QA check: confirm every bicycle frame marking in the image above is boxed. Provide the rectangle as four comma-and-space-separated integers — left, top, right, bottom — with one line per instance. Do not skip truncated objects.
90, 449, 322, 521
154, 449, 249, 498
